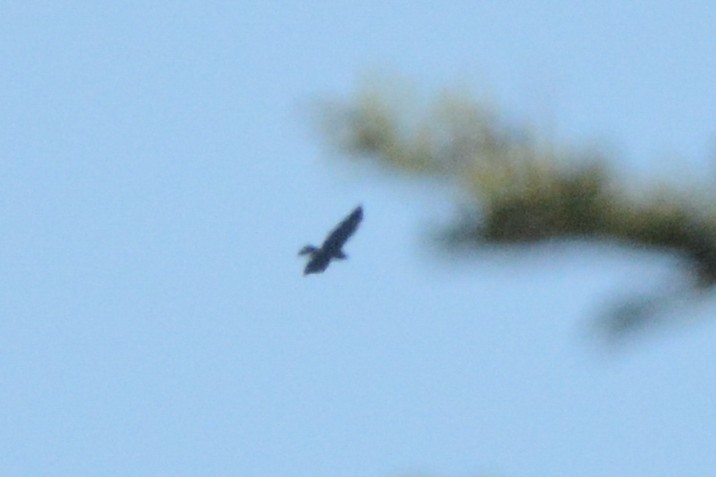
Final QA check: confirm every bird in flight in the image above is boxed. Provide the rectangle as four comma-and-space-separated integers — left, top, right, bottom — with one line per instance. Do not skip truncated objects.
299, 205, 363, 275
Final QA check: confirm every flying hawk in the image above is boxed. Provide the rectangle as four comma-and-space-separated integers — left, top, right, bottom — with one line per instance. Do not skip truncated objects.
299, 206, 363, 275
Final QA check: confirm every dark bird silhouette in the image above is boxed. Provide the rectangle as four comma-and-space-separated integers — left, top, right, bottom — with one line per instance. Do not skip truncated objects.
299, 206, 363, 275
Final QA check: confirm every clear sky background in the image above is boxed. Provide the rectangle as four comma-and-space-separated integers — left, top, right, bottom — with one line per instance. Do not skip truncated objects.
2, 2, 716, 476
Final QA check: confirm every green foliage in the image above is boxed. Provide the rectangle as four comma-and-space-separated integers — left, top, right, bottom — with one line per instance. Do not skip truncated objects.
319, 82, 716, 291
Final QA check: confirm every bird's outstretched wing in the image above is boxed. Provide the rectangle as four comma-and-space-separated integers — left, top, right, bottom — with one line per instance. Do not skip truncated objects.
322, 206, 363, 251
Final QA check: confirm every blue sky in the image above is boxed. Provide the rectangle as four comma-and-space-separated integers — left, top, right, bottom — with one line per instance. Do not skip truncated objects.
2, 2, 716, 476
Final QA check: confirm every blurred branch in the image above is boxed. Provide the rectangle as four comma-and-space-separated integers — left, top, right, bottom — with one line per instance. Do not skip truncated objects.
317, 80, 716, 337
